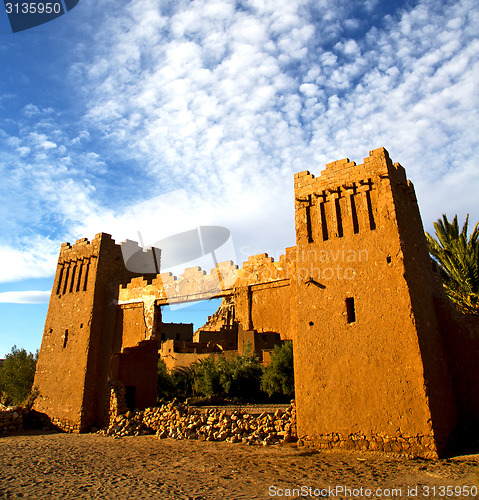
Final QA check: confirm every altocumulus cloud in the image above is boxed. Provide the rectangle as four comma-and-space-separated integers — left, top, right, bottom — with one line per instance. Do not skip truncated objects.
1, 0, 478, 285
74, 0, 479, 232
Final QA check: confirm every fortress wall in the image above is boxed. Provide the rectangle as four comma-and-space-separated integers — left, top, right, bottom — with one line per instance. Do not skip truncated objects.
292, 148, 455, 458
33, 147, 477, 457
34, 235, 104, 431
34, 233, 155, 431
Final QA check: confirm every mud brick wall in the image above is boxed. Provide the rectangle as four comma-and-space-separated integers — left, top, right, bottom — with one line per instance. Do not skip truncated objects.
292, 148, 457, 458
118, 252, 296, 342
33, 234, 153, 432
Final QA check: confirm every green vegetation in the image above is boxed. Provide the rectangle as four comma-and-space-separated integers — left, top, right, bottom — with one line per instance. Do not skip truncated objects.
193, 357, 225, 398
426, 214, 479, 315
157, 341, 294, 403
0, 346, 38, 406
157, 358, 174, 400
157, 360, 197, 400
261, 341, 294, 398
218, 350, 263, 400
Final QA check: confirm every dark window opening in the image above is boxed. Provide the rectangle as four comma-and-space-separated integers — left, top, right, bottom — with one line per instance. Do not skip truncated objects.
309, 321, 314, 326
82, 261, 90, 291
69, 265, 76, 293
335, 198, 343, 237
76, 263, 83, 292
305, 200, 313, 243
365, 188, 376, 230
125, 386, 136, 411
350, 195, 359, 234
62, 266, 70, 295
386, 255, 392, 264
63, 329, 69, 348
346, 298, 356, 324
56, 266, 64, 295
320, 202, 329, 241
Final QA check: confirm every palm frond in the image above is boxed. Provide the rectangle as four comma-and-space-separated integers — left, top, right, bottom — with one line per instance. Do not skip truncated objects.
427, 214, 479, 315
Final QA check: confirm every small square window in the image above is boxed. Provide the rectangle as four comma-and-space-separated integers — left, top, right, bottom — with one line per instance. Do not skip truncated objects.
346, 298, 356, 324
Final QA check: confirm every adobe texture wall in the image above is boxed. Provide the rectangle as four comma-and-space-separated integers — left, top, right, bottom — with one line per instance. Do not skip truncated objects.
433, 285, 479, 440
33, 235, 158, 431
33, 147, 479, 457
292, 148, 461, 458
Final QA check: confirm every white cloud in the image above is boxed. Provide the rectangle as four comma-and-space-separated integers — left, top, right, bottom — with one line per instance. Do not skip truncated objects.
22, 104, 55, 117
2, 0, 479, 286
0, 291, 51, 304
0, 242, 58, 284
69, 0, 478, 251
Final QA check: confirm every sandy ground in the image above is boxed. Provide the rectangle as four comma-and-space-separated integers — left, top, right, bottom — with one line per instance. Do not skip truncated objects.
0, 431, 478, 499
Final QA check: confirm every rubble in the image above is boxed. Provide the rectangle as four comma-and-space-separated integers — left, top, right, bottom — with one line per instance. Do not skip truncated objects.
0, 406, 23, 434
99, 401, 297, 446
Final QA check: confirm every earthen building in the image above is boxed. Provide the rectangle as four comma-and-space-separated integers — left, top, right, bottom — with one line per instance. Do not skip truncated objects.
33, 148, 479, 457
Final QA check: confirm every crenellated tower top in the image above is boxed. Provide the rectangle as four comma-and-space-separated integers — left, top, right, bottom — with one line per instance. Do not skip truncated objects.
294, 147, 416, 245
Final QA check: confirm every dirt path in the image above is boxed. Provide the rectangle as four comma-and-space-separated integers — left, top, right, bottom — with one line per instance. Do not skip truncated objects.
0, 431, 478, 499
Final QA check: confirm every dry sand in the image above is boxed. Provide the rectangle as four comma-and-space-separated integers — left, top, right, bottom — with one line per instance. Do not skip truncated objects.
0, 431, 478, 499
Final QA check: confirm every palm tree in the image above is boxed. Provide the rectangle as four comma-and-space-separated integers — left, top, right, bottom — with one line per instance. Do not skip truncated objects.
425, 214, 479, 315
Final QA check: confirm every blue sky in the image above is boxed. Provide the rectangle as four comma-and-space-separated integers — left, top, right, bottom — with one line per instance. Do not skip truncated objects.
0, 0, 478, 357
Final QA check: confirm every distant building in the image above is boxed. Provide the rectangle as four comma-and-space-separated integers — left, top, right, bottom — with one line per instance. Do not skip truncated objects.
159, 317, 283, 370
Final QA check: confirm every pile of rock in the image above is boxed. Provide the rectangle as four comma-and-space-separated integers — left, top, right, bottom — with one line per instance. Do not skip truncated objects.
0, 406, 23, 434
100, 401, 297, 446
101, 410, 151, 438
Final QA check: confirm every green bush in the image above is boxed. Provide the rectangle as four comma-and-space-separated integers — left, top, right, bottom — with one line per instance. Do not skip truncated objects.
261, 341, 294, 398
170, 365, 196, 399
156, 341, 294, 403
0, 346, 38, 406
218, 351, 263, 400
426, 214, 479, 314
191, 350, 263, 400
193, 357, 223, 398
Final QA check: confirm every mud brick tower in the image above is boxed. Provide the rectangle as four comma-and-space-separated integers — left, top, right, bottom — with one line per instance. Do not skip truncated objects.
292, 147, 459, 457
33, 147, 479, 455
33, 234, 159, 431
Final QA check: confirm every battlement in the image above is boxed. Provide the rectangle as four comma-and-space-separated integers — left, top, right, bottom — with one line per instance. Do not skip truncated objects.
294, 148, 402, 193
294, 147, 416, 245
58, 233, 116, 262
119, 251, 293, 306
